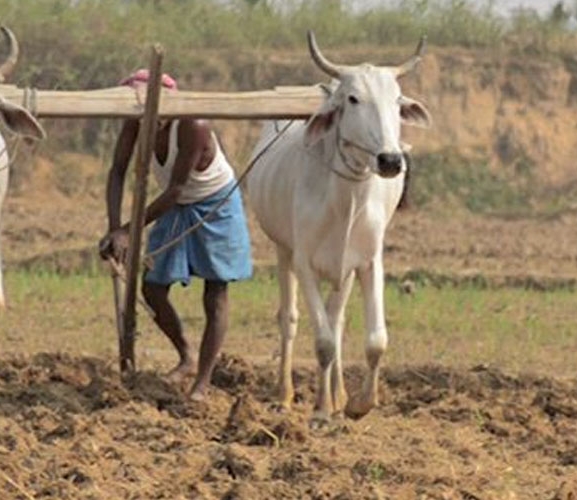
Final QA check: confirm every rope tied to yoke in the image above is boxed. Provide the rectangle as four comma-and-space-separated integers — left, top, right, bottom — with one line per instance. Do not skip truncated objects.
22, 87, 38, 117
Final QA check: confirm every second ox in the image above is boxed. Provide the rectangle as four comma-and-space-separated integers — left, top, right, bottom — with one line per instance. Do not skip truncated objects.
0, 26, 46, 309
247, 31, 431, 425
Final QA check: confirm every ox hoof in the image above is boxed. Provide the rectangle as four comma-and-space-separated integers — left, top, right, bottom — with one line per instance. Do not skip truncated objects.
331, 409, 345, 420
309, 411, 332, 430
344, 395, 375, 420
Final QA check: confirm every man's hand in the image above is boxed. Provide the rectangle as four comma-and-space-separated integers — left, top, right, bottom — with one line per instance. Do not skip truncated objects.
98, 233, 112, 260
98, 228, 130, 264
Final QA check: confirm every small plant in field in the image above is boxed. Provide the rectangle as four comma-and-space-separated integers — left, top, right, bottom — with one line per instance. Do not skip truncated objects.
351, 458, 399, 483
367, 462, 388, 482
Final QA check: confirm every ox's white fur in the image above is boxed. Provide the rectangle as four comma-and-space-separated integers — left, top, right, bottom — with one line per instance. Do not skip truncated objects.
247, 32, 430, 424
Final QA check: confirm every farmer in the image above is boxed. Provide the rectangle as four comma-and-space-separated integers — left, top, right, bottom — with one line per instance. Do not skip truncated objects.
98, 69, 252, 400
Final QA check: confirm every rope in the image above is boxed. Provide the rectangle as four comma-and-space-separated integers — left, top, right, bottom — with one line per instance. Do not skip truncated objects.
22, 87, 30, 111
0, 143, 9, 172
22, 86, 39, 118
0, 136, 24, 173
142, 120, 295, 269
30, 87, 38, 117
333, 125, 371, 182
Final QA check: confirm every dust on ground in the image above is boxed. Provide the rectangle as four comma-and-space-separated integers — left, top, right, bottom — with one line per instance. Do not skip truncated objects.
1, 352, 576, 499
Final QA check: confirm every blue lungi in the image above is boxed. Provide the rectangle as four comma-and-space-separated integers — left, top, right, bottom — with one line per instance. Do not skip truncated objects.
144, 181, 253, 286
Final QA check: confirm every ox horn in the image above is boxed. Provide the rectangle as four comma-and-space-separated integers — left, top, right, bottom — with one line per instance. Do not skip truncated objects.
393, 36, 427, 78
0, 26, 18, 82
307, 30, 344, 79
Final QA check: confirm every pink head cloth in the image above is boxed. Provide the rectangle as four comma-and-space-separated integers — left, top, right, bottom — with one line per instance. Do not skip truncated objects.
119, 68, 177, 90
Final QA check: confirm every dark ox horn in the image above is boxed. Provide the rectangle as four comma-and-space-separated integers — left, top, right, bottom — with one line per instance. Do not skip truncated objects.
0, 26, 18, 82
307, 30, 346, 80
393, 36, 427, 78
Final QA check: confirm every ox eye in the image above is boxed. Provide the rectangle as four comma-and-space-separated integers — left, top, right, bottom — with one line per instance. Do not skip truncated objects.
348, 95, 359, 105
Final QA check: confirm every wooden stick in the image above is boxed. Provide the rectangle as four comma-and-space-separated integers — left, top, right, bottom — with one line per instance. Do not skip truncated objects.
0, 84, 324, 119
109, 257, 155, 319
111, 268, 126, 373
120, 45, 164, 374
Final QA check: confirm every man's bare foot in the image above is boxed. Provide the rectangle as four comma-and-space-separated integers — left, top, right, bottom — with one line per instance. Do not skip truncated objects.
189, 389, 206, 402
188, 380, 209, 402
163, 360, 195, 386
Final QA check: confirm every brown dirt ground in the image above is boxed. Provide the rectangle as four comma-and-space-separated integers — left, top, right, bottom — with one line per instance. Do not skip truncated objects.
3, 153, 577, 499
1, 352, 577, 500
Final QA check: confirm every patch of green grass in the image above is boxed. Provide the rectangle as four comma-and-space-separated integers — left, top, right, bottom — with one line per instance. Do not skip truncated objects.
1, 269, 576, 377
410, 150, 537, 216
409, 149, 577, 218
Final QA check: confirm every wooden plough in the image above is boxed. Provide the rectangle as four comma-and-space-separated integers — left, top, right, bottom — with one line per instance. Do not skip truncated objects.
4, 45, 325, 374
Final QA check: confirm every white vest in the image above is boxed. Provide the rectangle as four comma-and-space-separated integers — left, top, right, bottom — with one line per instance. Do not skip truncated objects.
151, 120, 234, 204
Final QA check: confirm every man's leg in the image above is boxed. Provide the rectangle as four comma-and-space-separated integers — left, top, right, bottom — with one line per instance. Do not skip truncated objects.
141, 280, 195, 383
189, 280, 228, 401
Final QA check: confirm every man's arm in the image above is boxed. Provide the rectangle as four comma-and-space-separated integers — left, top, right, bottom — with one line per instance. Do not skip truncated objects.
141, 118, 211, 226
106, 119, 139, 231
99, 119, 138, 260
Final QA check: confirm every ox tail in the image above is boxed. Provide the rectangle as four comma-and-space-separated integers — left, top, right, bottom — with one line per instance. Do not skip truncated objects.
397, 151, 413, 211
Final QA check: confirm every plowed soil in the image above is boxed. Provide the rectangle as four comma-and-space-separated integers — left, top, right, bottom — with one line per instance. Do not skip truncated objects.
1, 352, 577, 499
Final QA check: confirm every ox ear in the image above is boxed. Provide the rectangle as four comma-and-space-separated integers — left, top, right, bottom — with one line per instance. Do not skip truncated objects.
0, 97, 46, 140
304, 107, 339, 147
399, 95, 431, 129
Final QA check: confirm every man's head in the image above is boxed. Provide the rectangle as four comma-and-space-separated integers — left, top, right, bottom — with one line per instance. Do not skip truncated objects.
119, 69, 178, 90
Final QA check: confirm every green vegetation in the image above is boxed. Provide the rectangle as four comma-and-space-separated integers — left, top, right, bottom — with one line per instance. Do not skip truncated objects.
408, 148, 577, 217
2, 268, 576, 378
0, 0, 575, 93
409, 149, 536, 215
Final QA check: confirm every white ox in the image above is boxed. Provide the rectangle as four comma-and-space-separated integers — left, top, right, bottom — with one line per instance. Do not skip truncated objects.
247, 32, 431, 424
0, 26, 46, 308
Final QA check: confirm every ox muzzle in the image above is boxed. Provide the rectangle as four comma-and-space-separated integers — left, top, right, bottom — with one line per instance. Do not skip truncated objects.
376, 152, 404, 178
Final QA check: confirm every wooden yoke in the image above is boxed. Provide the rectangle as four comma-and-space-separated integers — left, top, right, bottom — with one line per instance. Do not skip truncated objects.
0, 84, 325, 119
120, 44, 164, 374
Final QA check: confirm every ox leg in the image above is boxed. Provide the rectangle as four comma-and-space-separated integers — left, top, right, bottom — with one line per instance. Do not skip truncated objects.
0, 170, 5, 310
275, 246, 299, 411
294, 259, 335, 425
0, 234, 4, 309
345, 258, 387, 420
0, 242, 4, 309
326, 272, 355, 415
